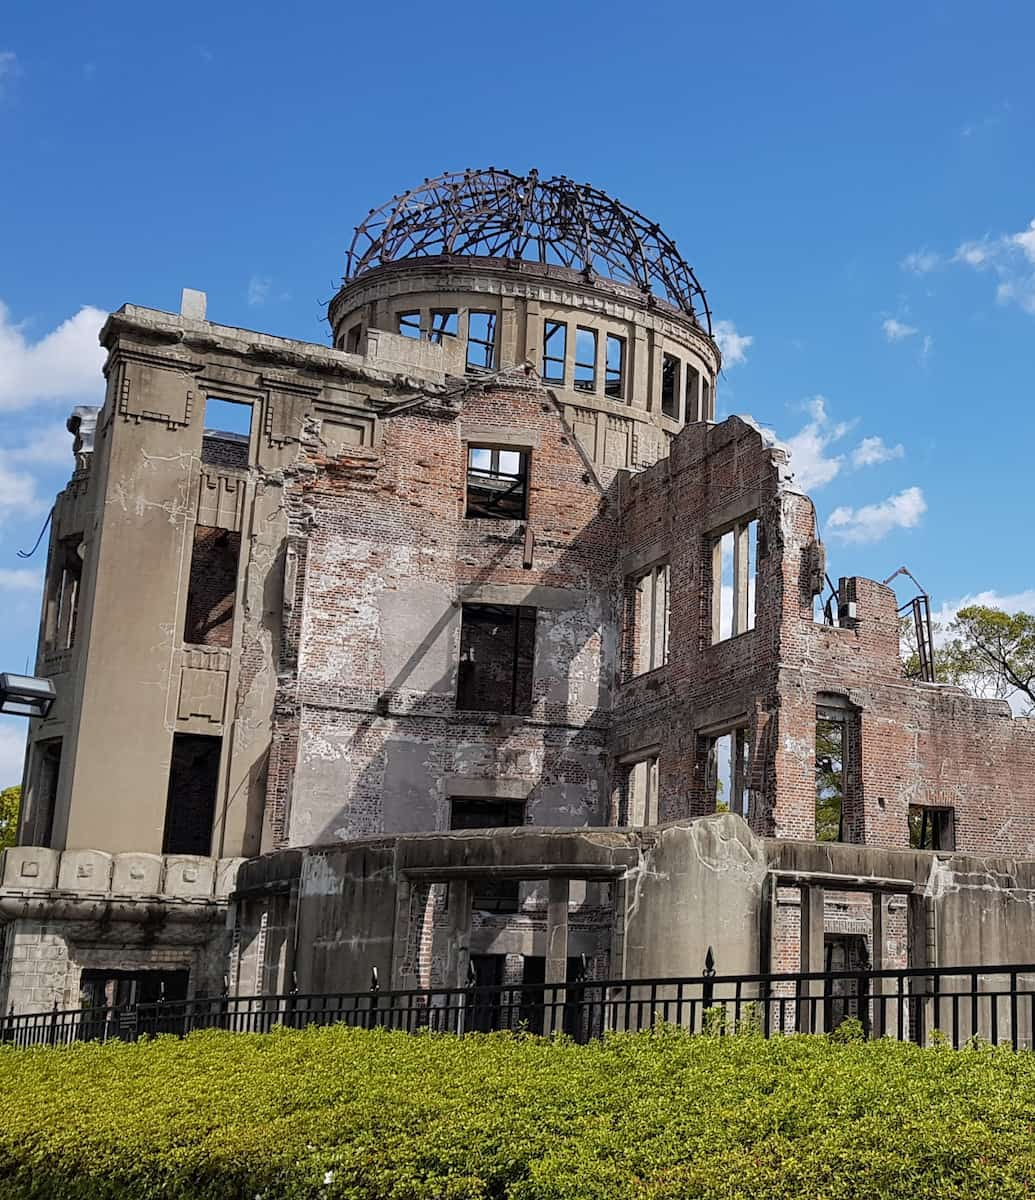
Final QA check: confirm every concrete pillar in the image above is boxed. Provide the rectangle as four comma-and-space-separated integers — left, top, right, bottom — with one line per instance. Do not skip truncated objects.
544, 877, 570, 1035
524, 300, 541, 366
500, 298, 519, 369
444, 879, 472, 990
630, 327, 649, 410
799, 884, 825, 1032
871, 892, 886, 1036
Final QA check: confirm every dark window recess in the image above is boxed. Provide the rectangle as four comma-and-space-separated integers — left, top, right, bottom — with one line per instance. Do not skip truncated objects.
450, 798, 525, 912
467, 954, 505, 1031
163, 734, 221, 856
30, 738, 61, 848
465, 445, 529, 519
605, 334, 625, 399
202, 397, 252, 468
397, 311, 421, 338
542, 320, 566, 382
909, 805, 955, 850
467, 311, 496, 369
184, 526, 241, 647
80, 968, 189, 1009
661, 353, 679, 418
574, 327, 597, 392
429, 309, 458, 343
685, 364, 700, 421
47, 538, 82, 652
345, 323, 363, 353
457, 604, 536, 715
520, 956, 586, 1037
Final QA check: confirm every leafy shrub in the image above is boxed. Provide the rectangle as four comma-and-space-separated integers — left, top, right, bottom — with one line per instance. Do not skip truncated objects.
1, 1025, 1035, 1198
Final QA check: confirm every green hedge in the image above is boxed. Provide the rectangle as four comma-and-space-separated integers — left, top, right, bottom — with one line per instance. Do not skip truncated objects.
2, 1025, 1034, 1198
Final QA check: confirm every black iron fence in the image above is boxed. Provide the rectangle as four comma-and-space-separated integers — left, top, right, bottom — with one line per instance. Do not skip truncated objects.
6, 961, 1035, 1051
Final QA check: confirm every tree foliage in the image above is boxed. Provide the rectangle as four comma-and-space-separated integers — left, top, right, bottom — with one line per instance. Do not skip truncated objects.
0, 785, 19, 852
903, 604, 1035, 715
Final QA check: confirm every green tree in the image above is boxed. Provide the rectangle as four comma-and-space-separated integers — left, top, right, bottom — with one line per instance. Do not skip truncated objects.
0, 785, 20, 852
903, 604, 1035, 714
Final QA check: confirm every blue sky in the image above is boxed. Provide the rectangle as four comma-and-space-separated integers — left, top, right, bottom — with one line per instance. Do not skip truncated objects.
1, 0, 1034, 783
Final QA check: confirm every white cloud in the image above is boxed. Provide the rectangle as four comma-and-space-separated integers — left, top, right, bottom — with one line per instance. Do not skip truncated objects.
920, 334, 934, 363
0, 568, 42, 593
1011, 219, 1035, 264
882, 317, 918, 342
0, 51, 18, 97
954, 239, 996, 268
713, 319, 753, 367
0, 301, 106, 411
902, 250, 940, 274
0, 458, 46, 524
3, 423, 73, 466
0, 720, 26, 789
827, 485, 927, 544
850, 436, 904, 468
947, 219, 1035, 315
247, 275, 271, 306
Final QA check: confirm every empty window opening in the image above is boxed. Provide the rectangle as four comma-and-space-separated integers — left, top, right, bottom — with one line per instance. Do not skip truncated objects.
605, 334, 625, 399
574, 327, 597, 392
457, 604, 536, 715
468, 954, 506, 1030
450, 798, 525, 913
815, 698, 859, 842
542, 320, 567, 383
713, 518, 758, 642
163, 733, 221, 856
183, 526, 241, 647
467, 311, 497, 370
397, 311, 421, 339
617, 753, 660, 826
685, 364, 701, 422
661, 353, 680, 418
909, 805, 955, 851
626, 562, 669, 676
702, 378, 712, 419
520, 955, 586, 1037
465, 445, 529, 520
705, 729, 750, 819
345, 323, 363, 354
429, 308, 458, 343
202, 397, 252, 467
80, 968, 189, 1010
26, 737, 61, 848
45, 538, 83, 653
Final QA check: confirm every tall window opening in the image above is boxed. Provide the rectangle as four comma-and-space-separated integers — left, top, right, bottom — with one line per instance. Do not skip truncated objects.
712, 518, 758, 642
163, 733, 221, 856
450, 798, 525, 913
345, 323, 363, 353
465, 445, 529, 519
397, 311, 421, 338
45, 538, 83, 653
909, 805, 955, 851
467, 311, 497, 370
702, 379, 712, 419
542, 320, 566, 383
574, 327, 597, 392
202, 397, 252, 467
429, 309, 458, 343
704, 728, 751, 819
816, 697, 860, 843
685, 364, 701, 421
616, 753, 660, 825
183, 526, 241, 647
26, 738, 61, 847
661, 353, 680, 418
456, 604, 536, 714
625, 562, 669, 677
605, 334, 625, 399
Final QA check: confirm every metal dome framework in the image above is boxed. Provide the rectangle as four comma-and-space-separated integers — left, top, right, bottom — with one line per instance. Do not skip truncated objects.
344, 169, 712, 333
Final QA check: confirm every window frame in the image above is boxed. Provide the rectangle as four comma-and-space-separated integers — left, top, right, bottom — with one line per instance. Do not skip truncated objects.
396, 310, 422, 339
542, 320, 567, 384
605, 334, 626, 399
661, 353, 680, 419
456, 602, 537, 715
908, 804, 955, 851
711, 516, 759, 643
429, 308, 459, 344
626, 560, 670, 678
574, 326, 597, 393
464, 444, 530, 520
466, 310, 497, 370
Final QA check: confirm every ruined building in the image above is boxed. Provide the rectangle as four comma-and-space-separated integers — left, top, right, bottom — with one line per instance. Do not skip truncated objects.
3, 168, 1035, 1018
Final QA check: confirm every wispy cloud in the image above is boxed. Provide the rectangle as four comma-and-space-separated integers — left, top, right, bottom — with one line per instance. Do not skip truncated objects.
0, 301, 106, 411
0, 51, 19, 99
827, 486, 927, 544
713, 319, 753, 367
921, 217, 1035, 315
247, 275, 272, 306
902, 249, 941, 275
851, 436, 904, 469
0, 568, 42, 593
882, 317, 918, 342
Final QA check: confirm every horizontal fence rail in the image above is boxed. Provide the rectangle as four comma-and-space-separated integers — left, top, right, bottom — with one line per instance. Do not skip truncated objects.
7, 962, 1035, 1051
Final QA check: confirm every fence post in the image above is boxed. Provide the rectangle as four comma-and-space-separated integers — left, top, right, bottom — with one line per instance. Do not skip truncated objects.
702, 946, 716, 1013
48, 999, 59, 1048
368, 965, 380, 1030
3, 1002, 13, 1046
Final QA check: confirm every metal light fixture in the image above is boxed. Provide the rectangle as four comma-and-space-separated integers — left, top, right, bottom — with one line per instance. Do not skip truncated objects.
0, 673, 56, 719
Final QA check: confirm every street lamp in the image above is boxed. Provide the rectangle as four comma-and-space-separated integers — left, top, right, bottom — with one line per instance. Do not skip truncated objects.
0, 673, 56, 719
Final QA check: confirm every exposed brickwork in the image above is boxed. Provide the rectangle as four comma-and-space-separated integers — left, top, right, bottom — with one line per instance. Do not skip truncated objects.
183, 525, 240, 648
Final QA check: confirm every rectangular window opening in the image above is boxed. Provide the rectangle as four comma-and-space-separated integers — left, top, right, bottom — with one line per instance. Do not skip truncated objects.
702, 379, 712, 419
574, 327, 597, 392
345, 323, 363, 354
429, 309, 459, 344
661, 353, 680, 418
450, 799, 525, 912
46, 538, 83, 653
456, 603, 536, 715
163, 733, 221, 856
685, 364, 700, 422
202, 397, 252, 467
465, 445, 528, 520
713, 518, 758, 642
706, 729, 750, 819
627, 562, 669, 677
183, 525, 241, 647
542, 320, 567, 383
466, 311, 497, 370
908, 805, 955, 851
605, 334, 625, 399
396, 311, 421, 339
27, 737, 61, 848
618, 754, 660, 826
816, 710, 847, 842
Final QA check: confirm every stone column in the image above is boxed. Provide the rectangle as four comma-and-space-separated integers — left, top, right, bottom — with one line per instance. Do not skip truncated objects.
544, 877, 570, 1035
799, 884, 825, 1032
